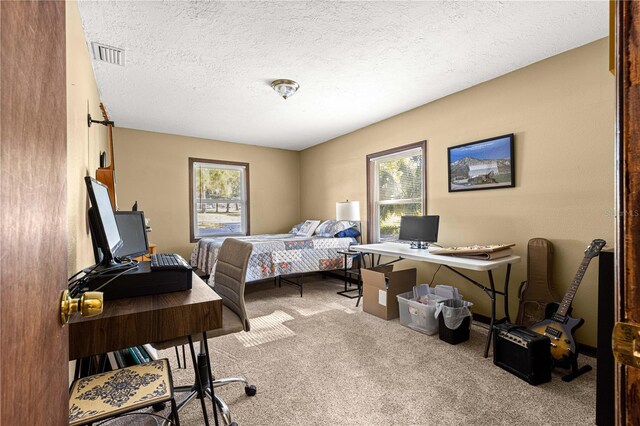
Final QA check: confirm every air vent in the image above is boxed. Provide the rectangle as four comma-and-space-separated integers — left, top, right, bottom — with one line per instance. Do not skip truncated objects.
91, 42, 125, 66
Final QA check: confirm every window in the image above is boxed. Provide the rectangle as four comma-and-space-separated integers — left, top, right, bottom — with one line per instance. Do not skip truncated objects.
367, 142, 426, 243
189, 158, 250, 241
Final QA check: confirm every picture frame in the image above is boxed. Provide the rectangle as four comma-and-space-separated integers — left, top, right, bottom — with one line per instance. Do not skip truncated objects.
448, 134, 515, 193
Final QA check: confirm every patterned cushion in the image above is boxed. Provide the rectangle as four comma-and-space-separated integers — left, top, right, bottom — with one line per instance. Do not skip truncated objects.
296, 220, 321, 237
69, 359, 173, 426
314, 220, 356, 237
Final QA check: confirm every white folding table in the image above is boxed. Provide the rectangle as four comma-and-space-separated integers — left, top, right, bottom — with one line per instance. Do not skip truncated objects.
350, 242, 521, 357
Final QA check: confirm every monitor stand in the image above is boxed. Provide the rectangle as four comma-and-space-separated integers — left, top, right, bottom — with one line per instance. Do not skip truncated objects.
409, 241, 430, 249
83, 258, 138, 274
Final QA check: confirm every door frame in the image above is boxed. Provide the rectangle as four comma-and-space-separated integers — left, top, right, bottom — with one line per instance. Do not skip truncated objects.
615, 1, 640, 424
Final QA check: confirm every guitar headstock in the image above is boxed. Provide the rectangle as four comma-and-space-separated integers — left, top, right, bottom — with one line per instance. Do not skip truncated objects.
584, 239, 606, 258
99, 102, 110, 122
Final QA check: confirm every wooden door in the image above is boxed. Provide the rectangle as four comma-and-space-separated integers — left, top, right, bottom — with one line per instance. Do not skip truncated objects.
0, 1, 69, 425
616, 1, 640, 424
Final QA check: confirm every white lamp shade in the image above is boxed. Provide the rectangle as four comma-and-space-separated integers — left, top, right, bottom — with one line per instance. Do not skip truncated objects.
336, 201, 360, 221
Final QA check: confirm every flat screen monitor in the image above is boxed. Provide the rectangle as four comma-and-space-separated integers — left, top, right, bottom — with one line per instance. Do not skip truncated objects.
114, 211, 149, 258
399, 215, 439, 248
85, 176, 123, 268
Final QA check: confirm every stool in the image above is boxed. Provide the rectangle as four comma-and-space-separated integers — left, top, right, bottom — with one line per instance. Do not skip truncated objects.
69, 358, 179, 426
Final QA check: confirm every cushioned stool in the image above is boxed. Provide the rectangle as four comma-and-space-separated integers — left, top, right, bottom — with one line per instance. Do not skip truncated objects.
69, 358, 179, 426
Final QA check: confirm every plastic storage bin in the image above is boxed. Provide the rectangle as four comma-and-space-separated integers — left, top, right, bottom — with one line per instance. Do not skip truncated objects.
397, 291, 447, 335
436, 299, 473, 344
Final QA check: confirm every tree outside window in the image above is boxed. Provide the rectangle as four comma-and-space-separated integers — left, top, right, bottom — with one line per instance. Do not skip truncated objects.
189, 158, 249, 241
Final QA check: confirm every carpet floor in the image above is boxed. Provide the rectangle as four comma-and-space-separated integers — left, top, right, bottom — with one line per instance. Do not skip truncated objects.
117, 276, 596, 426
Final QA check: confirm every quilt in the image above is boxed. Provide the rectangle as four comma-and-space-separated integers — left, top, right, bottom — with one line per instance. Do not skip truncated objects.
191, 234, 355, 283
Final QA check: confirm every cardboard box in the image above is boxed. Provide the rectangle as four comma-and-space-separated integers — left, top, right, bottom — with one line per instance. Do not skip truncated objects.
361, 266, 416, 320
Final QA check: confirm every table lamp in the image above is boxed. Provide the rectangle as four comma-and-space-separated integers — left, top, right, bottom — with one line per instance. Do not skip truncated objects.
336, 200, 360, 222
336, 200, 361, 243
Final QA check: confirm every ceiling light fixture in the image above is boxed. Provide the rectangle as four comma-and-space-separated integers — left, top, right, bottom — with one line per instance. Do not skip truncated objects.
271, 79, 299, 100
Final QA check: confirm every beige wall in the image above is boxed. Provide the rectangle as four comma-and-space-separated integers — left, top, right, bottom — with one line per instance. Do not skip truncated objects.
113, 128, 301, 259
66, 0, 108, 274
300, 38, 614, 347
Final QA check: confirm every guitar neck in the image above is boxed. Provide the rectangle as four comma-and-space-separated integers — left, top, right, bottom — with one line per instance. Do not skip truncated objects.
556, 256, 591, 317
99, 102, 115, 170
106, 125, 115, 170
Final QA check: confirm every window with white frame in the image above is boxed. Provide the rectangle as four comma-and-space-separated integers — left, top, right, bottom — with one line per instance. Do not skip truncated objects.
189, 158, 249, 241
367, 143, 426, 243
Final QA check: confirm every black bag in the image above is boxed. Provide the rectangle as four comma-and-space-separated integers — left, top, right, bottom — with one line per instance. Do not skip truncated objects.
516, 238, 560, 327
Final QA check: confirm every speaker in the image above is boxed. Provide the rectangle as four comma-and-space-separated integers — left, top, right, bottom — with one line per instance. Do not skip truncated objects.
596, 250, 614, 425
493, 322, 552, 385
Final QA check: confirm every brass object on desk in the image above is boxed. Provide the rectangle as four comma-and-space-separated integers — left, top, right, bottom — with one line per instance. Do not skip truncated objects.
60, 290, 104, 325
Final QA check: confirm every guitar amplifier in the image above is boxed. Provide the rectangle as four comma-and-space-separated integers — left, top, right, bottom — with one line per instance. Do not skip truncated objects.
493, 322, 552, 385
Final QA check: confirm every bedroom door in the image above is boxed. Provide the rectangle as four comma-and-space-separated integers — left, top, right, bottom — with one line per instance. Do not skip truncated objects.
0, 1, 69, 424
615, 1, 640, 424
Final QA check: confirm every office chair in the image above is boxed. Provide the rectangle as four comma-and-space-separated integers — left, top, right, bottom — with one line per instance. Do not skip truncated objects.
69, 358, 180, 426
153, 238, 256, 426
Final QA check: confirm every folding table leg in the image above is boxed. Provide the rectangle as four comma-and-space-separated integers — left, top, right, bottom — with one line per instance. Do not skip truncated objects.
484, 270, 497, 358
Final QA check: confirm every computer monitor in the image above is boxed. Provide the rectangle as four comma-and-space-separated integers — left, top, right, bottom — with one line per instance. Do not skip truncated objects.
85, 176, 123, 269
114, 211, 149, 259
399, 215, 440, 249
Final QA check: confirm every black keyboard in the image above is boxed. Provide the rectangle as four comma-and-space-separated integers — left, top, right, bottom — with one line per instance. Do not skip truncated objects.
150, 253, 191, 270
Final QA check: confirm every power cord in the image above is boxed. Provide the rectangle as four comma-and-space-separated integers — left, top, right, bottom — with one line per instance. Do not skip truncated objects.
429, 264, 442, 286
67, 259, 139, 297
89, 265, 138, 292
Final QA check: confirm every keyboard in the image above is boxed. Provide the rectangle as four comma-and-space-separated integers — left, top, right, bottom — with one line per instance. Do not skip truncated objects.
150, 253, 191, 271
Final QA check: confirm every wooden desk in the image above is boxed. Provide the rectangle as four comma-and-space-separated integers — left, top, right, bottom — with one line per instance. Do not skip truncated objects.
351, 242, 521, 357
69, 273, 222, 360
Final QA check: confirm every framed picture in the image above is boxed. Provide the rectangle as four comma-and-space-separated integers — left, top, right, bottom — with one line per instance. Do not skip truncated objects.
448, 134, 515, 192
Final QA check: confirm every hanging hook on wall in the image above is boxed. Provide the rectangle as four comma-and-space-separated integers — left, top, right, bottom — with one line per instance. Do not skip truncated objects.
87, 113, 115, 128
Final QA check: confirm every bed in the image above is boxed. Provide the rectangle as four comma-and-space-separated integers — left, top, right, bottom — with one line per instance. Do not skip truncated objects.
190, 233, 356, 284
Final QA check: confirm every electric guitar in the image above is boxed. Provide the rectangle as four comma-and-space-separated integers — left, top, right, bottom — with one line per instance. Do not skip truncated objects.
529, 239, 606, 365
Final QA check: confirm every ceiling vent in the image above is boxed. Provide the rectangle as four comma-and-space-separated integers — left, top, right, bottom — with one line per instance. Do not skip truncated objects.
91, 42, 125, 66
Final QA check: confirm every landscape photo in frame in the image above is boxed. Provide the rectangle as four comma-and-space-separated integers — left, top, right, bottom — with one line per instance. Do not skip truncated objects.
448, 134, 515, 192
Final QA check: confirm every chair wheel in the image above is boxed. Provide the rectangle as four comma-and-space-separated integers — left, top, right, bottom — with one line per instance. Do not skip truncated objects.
230, 423, 238, 426
245, 385, 257, 396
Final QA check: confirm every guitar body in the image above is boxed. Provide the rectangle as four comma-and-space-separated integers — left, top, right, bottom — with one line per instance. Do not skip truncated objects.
95, 167, 116, 209
530, 302, 584, 366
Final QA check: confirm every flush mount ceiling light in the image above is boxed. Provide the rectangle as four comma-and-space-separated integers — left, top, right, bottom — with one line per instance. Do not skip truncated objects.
271, 79, 299, 100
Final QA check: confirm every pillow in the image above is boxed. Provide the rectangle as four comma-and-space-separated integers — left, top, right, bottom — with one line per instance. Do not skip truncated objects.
296, 220, 321, 237
335, 227, 361, 238
315, 220, 355, 237
314, 220, 336, 237
289, 222, 304, 234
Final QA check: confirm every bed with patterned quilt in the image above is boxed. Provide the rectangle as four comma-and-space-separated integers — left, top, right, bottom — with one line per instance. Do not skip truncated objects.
190, 220, 359, 284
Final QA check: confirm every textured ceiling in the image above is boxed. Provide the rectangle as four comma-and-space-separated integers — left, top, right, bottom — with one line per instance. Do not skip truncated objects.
77, 1, 608, 151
